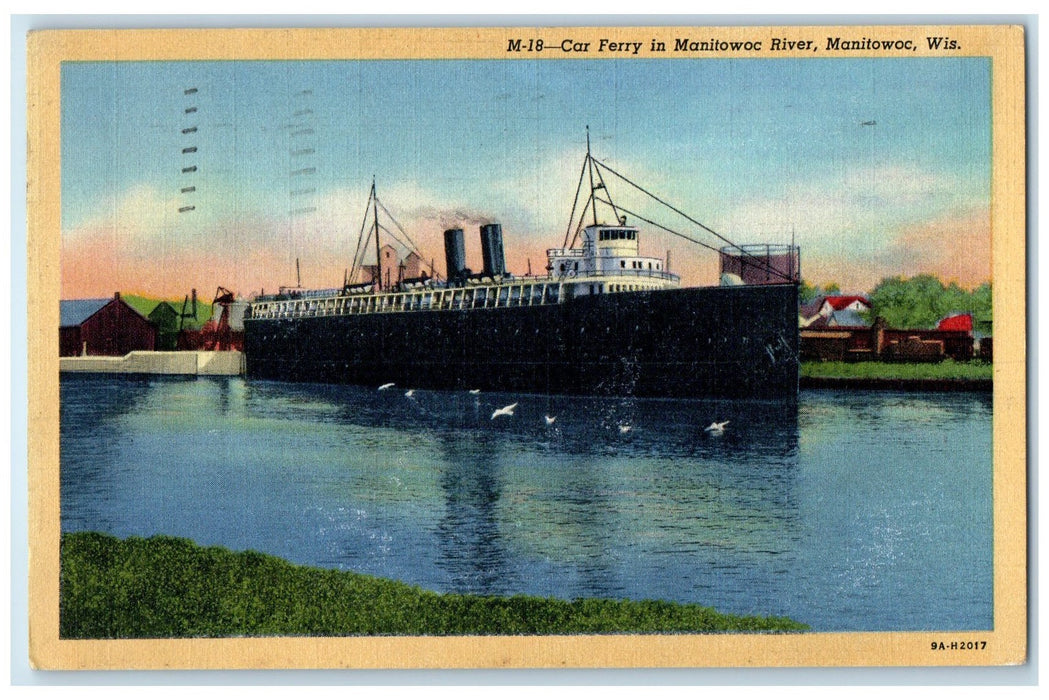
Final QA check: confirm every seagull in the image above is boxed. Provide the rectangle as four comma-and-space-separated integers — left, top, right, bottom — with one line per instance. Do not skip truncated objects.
378, 382, 395, 391
405, 389, 415, 398
491, 402, 518, 420
705, 420, 730, 434
618, 424, 632, 434
468, 389, 481, 395
544, 415, 556, 425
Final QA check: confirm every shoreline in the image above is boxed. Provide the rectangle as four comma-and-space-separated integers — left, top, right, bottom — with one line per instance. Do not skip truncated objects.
800, 376, 992, 392
60, 532, 808, 638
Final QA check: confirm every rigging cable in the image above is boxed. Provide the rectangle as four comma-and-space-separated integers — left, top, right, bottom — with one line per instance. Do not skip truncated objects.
374, 197, 442, 281
348, 187, 375, 284
591, 157, 795, 283
592, 195, 726, 258
561, 156, 590, 249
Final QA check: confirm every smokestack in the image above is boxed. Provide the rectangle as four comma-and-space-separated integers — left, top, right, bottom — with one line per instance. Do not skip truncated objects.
444, 228, 467, 281
480, 223, 505, 278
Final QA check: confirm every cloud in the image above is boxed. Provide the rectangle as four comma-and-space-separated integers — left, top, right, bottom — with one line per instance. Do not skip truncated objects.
714, 164, 989, 290
62, 157, 991, 300
802, 207, 991, 291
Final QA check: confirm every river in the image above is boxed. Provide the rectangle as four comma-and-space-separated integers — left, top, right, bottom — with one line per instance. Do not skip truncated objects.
59, 374, 992, 632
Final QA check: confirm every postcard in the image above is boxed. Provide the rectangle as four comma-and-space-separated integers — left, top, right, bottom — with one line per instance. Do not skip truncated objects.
26, 24, 1026, 670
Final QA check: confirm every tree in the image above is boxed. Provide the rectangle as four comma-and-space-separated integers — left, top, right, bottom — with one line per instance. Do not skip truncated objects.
971, 282, 993, 335
867, 275, 993, 330
799, 280, 842, 305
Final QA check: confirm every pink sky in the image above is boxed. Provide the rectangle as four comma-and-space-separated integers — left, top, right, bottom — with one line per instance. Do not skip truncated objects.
61, 206, 991, 301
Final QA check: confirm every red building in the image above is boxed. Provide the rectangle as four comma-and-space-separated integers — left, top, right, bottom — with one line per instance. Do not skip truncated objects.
60, 292, 157, 357
801, 316, 974, 362
937, 313, 974, 332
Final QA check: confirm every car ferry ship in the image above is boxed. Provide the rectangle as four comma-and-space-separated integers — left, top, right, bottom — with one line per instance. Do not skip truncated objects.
243, 140, 800, 399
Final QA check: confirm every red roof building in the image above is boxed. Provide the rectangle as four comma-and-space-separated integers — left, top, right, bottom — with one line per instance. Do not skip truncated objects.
60, 292, 157, 357
820, 295, 871, 313
937, 313, 974, 333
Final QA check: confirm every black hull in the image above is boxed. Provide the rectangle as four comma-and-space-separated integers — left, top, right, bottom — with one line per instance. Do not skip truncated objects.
243, 284, 799, 399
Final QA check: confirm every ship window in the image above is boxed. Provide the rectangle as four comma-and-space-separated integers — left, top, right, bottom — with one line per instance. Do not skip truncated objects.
574, 261, 579, 271
648, 262, 652, 269
620, 260, 625, 268
559, 263, 565, 272
628, 231, 635, 240
657, 263, 661, 270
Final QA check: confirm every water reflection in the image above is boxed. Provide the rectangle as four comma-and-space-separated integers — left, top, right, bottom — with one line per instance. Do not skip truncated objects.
60, 375, 193, 533
59, 376, 992, 630
434, 432, 515, 595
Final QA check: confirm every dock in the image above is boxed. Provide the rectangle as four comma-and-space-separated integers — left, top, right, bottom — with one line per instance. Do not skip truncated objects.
60, 350, 245, 376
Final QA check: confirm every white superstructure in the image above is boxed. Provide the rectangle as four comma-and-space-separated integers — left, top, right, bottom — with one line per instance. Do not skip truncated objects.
546, 223, 679, 296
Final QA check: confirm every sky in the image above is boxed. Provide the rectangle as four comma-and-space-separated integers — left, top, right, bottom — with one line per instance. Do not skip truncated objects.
60, 56, 992, 300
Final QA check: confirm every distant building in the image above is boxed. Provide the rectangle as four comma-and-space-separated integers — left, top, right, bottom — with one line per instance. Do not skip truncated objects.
361, 244, 400, 289
802, 315, 974, 362
147, 301, 181, 351
60, 292, 157, 357
800, 295, 871, 329
798, 300, 823, 328
937, 313, 974, 333
402, 251, 423, 280
825, 308, 869, 328
818, 295, 871, 318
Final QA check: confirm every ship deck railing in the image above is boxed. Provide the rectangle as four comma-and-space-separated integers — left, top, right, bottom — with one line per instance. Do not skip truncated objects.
250, 280, 565, 320
546, 247, 586, 258
561, 268, 680, 283
249, 269, 687, 322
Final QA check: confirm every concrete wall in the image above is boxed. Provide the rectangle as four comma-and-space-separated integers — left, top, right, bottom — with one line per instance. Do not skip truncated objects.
60, 351, 245, 376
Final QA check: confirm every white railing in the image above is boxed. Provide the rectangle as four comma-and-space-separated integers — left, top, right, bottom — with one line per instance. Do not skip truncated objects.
249, 281, 564, 320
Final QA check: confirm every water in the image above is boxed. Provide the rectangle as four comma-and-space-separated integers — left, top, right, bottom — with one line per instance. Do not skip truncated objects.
59, 374, 993, 632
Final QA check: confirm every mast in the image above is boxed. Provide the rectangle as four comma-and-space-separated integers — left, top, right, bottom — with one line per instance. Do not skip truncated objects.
586, 126, 598, 227
372, 177, 381, 290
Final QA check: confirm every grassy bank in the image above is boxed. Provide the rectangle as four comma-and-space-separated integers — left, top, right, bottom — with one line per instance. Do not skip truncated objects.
801, 359, 992, 381
61, 532, 807, 638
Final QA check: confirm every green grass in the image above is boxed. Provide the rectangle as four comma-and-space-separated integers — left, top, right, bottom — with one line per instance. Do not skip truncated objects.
60, 532, 807, 638
801, 359, 992, 381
